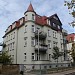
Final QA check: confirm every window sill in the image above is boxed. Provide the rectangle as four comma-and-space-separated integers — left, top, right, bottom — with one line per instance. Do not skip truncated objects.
49, 48, 51, 49
24, 46, 27, 47
32, 60, 49, 61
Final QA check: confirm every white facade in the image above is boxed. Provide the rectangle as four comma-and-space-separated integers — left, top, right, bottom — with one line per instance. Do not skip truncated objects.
2, 4, 70, 68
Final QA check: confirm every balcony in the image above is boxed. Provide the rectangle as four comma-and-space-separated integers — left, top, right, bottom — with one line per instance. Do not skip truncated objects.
35, 44, 48, 52
0, 42, 6, 48
63, 39, 68, 44
35, 31, 47, 39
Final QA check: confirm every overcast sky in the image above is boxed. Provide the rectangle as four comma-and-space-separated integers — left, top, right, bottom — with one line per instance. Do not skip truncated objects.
0, 0, 74, 50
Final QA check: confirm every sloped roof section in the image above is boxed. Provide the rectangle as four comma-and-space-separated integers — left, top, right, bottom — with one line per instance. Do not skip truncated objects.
27, 3, 34, 12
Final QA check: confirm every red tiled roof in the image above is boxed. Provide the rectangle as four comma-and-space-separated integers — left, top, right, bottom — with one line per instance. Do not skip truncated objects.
3, 3, 62, 38
35, 14, 47, 26
66, 33, 75, 42
27, 3, 34, 12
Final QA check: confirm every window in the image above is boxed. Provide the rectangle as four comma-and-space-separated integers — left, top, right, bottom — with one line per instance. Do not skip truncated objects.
32, 53, 35, 60
58, 25, 60, 29
13, 32, 15, 39
24, 53, 26, 60
10, 43, 12, 51
7, 36, 8, 42
49, 54, 51, 61
55, 32, 57, 38
12, 42, 15, 50
60, 33, 62, 40
31, 37, 35, 46
11, 34, 12, 40
53, 31, 57, 38
48, 40, 51, 49
44, 66, 47, 69
9, 35, 10, 41
25, 25, 27, 33
53, 31, 54, 37
53, 41, 57, 47
32, 66, 35, 69
32, 14, 35, 20
61, 43, 63, 49
8, 44, 9, 51
32, 25, 35, 32
25, 15, 27, 20
37, 54, 40, 60
53, 41, 55, 47
53, 23, 56, 27
24, 37, 27, 47
11, 55, 14, 62
47, 19, 50, 25
48, 30, 51, 37
49, 66, 51, 68
69, 37, 72, 42
53, 16, 58, 20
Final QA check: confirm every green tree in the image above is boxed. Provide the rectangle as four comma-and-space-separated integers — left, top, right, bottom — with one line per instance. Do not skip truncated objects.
64, 0, 75, 27
0, 51, 12, 64
52, 46, 63, 70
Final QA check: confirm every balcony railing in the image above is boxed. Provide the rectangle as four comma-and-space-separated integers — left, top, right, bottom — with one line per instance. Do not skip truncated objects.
35, 44, 48, 52
63, 39, 68, 44
35, 31, 47, 39
0, 42, 6, 48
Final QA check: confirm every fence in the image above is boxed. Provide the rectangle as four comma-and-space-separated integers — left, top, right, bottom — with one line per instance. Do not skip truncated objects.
0, 63, 74, 75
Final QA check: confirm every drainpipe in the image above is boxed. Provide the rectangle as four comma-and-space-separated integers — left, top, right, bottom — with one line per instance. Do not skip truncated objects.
38, 29, 39, 60
16, 29, 18, 64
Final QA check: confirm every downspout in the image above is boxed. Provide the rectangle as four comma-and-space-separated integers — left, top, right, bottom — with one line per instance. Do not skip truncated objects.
16, 28, 18, 64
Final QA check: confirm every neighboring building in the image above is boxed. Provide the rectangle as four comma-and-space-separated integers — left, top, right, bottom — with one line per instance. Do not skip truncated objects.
66, 33, 75, 61
2, 3, 70, 69
66, 33, 75, 50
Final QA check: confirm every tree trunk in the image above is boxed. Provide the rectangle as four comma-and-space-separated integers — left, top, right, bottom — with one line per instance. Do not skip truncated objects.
57, 58, 58, 72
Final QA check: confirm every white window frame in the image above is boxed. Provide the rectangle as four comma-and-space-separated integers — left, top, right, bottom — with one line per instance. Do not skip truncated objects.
32, 14, 35, 20
32, 53, 35, 60
24, 53, 26, 60
48, 40, 51, 49
13, 32, 15, 39
31, 37, 35, 46
25, 25, 27, 33
49, 54, 51, 61
48, 30, 51, 37
24, 37, 27, 47
12, 42, 15, 50
53, 23, 56, 27
32, 25, 35, 33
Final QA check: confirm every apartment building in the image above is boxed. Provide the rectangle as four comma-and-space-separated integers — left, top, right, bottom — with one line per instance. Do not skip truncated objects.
2, 3, 70, 68
66, 33, 75, 61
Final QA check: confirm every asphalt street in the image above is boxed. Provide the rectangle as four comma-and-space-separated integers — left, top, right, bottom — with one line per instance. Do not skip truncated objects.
65, 72, 75, 75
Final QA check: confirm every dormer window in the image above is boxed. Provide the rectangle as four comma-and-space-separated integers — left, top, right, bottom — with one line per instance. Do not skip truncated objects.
32, 14, 35, 20
47, 19, 50, 25
25, 15, 27, 21
58, 25, 60, 29
53, 23, 56, 27
53, 16, 58, 20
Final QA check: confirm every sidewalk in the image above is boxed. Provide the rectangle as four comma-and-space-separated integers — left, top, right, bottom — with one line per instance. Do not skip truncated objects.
23, 69, 75, 75
48, 69, 75, 75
